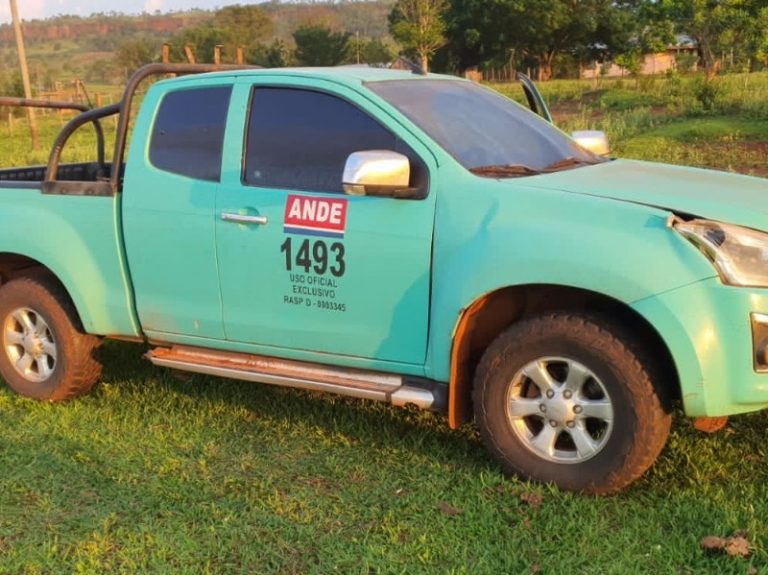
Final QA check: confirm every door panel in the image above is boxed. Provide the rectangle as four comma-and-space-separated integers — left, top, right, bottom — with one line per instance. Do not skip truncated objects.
215, 81, 436, 364
123, 81, 232, 338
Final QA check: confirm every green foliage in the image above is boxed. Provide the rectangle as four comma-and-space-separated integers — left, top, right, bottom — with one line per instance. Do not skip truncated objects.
442, 0, 643, 78
360, 38, 395, 65
676, 51, 699, 73
293, 25, 351, 67
662, 0, 768, 78
114, 38, 157, 71
2, 72, 24, 99
165, 5, 273, 65
694, 77, 720, 111
168, 25, 227, 64
389, 0, 447, 71
252, 40, 290, 68
615, 50, 643, 77
212, 4, 273, 62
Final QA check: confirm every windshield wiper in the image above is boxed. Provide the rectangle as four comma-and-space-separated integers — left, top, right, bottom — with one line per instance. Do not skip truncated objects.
541, 156, 604, 172
469, 164, 541, 178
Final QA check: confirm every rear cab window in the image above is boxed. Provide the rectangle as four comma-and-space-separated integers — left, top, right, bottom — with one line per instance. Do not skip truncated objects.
149, 86, 233, 182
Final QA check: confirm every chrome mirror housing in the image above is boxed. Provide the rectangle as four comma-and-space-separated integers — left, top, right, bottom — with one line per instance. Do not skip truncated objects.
572, 130, 610, 156
342, 150, 413, 197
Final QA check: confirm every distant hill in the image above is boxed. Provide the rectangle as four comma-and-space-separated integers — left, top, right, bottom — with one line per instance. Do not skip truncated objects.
0, 2, 394, 47
0, 3, 395, 87
0, 14, 202, 43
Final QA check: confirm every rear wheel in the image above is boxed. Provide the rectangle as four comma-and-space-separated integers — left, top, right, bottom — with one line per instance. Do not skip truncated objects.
473, 313, 671, 494
0, 275, 102, 400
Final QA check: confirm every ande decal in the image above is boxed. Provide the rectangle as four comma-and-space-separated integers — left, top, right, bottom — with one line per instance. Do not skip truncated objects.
284, 194, 348, 238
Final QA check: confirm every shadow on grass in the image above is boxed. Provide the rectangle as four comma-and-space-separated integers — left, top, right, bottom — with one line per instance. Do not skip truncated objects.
95, 340, 497, 475
60, 341, 768, 501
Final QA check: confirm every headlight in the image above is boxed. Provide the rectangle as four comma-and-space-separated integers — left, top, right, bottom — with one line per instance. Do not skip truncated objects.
673, 218, 768, 287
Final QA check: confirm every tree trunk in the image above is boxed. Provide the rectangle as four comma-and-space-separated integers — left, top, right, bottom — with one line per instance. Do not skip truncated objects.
538, 52, 555, 81
700, 43, 720, 82
420, 51, 429, 73
705, 59, 721, 82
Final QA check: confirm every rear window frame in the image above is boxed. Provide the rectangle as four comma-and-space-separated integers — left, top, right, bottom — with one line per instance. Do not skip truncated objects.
148, 84, 233, 183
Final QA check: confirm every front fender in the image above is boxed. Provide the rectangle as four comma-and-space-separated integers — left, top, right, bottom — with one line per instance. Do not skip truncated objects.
425, 176, 716, 381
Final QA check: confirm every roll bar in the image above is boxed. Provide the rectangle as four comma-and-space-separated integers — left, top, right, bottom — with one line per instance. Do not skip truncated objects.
110, 64, 259, 192
0, 96, 108, 180
3, 63, 259, 193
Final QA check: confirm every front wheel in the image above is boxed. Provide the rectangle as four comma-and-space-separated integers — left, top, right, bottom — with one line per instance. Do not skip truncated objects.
0, 275, 102, 401
473, 313, 671, 494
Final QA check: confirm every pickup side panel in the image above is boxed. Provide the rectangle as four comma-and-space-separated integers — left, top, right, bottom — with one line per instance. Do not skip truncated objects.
0, 188, 139, 337
424, 164, 717, 383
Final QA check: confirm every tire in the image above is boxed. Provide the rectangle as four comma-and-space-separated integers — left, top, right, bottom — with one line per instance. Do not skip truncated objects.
473, 313, 671, 494
0, 275, 102, 401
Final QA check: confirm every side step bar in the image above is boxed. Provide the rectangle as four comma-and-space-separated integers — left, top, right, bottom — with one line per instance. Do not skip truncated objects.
146, 345, 446, 412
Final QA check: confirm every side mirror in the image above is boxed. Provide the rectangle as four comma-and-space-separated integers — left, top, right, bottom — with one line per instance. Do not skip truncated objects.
572, 130, 610, 156
342, 150, 415, 198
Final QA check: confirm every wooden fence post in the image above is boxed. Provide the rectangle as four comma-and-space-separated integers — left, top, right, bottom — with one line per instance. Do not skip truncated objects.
184, 44, 196, 64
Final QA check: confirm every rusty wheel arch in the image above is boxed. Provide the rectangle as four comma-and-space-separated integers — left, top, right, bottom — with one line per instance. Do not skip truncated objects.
447, 284, 680, 429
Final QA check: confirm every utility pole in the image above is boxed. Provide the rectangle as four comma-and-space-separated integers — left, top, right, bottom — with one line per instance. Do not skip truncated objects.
9, 0, 39, 150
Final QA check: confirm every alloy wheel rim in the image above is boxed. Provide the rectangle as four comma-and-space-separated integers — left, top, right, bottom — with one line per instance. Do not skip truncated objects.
3, 307, 57, 383
505, 356, 614, 464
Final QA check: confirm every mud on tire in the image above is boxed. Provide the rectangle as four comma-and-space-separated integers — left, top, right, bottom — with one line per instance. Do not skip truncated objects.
0, 275, 102, 401
473, 313, 671, 494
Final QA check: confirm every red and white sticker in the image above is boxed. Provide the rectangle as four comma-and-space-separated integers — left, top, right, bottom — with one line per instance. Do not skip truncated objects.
284, 195, 348, 238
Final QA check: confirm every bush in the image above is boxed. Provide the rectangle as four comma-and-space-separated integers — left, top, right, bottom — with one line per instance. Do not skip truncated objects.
694, 79, 719, 112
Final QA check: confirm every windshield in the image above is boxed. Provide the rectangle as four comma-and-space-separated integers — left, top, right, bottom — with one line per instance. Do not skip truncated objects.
366, 79, 603, 176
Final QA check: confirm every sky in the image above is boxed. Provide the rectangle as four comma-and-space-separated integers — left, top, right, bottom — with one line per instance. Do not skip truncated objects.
0, 0, 255, 24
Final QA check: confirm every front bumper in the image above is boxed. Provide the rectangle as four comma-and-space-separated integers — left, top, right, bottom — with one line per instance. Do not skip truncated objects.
632, 277, 768, 417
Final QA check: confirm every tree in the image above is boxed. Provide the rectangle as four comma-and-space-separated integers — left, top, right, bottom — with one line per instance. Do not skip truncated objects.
589, 1, 674, 80
169, 26, 226, 63
361, 39, 395, 64
293, 25, 351, 66
213, 4, 273, 62
389, 0, 447, 71
252, 40, 289, 68
114, 37, 156, 71
663, 0, 752, 79
441, 0, 668, 79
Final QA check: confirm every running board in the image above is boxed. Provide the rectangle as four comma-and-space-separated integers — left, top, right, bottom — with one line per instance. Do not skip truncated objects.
146, 345, 445, 411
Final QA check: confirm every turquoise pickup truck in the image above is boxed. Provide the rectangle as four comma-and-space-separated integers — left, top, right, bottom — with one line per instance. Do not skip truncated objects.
1, 64, 767, 494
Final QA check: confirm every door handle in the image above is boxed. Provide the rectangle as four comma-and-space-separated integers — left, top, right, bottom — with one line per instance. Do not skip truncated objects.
221, 212, 268, 225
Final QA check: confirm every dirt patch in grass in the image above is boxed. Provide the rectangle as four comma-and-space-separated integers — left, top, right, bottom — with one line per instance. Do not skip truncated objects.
694, 140, 768, 176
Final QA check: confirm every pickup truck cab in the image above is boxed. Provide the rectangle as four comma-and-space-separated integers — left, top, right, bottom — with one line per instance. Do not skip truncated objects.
1, 64, 767, 494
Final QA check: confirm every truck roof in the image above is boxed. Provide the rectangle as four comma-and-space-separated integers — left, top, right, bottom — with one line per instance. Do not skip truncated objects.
158, 66, 462, 88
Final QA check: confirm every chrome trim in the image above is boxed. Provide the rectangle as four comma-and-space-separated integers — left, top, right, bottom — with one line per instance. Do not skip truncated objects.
221, 212, 268, 225
146, 346, 436, 410
390, 386, 435, 409
342, 150, 410, 196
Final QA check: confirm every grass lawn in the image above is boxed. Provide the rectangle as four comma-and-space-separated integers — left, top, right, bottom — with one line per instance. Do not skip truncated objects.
3, 343, 768, 574
2, 72, 768, 574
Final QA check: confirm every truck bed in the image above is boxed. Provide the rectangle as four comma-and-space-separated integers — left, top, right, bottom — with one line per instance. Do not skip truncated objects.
0, 162, 112, 186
